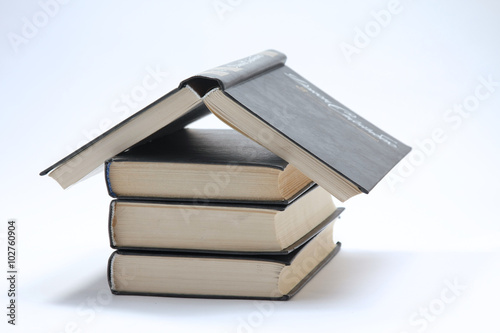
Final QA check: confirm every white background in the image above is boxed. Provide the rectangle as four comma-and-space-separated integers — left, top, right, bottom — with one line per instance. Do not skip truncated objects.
1, 0, 499, 332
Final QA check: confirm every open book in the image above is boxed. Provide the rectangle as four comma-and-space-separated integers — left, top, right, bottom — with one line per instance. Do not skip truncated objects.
40, 50, 410, 202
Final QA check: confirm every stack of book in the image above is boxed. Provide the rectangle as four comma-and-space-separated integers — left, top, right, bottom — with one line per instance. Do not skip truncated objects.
105, 128, 344, 300
41, 50, 411, 300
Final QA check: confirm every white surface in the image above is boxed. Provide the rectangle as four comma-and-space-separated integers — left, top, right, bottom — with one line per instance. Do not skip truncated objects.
1, 0, 499, 332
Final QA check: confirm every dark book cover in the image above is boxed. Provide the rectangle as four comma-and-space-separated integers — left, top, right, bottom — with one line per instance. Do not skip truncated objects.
105, 128, 314, 203
223, 65, 411, 194
182, 51, 411, 196
108, 128, 288, 168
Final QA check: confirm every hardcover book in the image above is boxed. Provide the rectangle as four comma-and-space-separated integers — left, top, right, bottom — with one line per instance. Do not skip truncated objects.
41, 50, 411, 201
105, 128, 314, 203
109, 185, 342, 253
108, 220, 339, 300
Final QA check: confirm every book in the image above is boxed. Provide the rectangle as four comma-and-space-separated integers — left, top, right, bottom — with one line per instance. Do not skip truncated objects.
41, 50, 411, 201
105, 128, 314, 203
109, 185, 342, 253
108, 220, 339, 300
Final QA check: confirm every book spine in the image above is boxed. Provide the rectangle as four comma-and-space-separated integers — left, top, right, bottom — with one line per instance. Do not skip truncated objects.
108, 200, 117, 249
104, 160, 117, 198
180, 50, 287, 96
107, 251, 117, 292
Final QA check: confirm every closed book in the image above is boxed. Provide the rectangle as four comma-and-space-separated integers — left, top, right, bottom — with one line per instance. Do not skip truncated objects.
109, 185, 343, 254
108, 220, 340, 300
41, 50, 410, 201
105, 128, 314, 203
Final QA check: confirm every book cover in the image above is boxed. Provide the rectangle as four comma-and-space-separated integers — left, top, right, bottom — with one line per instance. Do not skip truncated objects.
105, 128, 314, 203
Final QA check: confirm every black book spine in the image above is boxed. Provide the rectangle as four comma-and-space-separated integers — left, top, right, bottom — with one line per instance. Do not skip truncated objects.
104, 160, 117, 198
180, 49, 287, 96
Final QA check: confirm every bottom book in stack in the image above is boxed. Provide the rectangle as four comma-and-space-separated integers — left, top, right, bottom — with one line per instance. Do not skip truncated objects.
108, 220, 340, 300
106, 186, 343, 300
